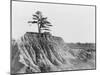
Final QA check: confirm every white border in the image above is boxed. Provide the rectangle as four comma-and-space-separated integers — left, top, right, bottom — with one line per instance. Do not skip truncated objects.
0, 0, 100, 75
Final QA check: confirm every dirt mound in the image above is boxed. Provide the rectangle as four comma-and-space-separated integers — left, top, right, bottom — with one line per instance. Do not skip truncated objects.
11, 32, 95, 74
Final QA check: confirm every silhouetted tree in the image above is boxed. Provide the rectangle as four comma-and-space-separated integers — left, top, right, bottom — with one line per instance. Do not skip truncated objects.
28, 11, 52, 33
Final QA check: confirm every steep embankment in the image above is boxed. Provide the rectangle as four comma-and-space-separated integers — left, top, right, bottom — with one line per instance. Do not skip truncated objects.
11, 32, 95, 74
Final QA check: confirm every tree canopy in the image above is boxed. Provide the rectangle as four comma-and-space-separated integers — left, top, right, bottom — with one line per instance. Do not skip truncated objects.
28, 11, 53, 33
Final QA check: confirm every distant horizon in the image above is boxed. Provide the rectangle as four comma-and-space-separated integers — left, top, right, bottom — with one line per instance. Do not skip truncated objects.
12, 31, 95, 43
12, 1, 95, 43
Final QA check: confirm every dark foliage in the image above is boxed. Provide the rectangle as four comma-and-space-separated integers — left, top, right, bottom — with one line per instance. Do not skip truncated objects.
28, 11, 53, 33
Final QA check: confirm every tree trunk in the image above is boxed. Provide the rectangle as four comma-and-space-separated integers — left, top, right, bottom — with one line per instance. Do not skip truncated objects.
38, 24, 41, 34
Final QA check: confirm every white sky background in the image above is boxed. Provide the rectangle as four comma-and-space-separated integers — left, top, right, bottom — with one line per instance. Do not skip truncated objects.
12, 1, 95, 43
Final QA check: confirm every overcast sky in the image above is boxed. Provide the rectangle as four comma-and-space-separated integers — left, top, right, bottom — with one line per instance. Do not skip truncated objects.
12, 1, 95, 43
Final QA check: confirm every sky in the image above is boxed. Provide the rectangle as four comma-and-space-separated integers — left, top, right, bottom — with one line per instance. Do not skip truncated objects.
12, 1, 95, 43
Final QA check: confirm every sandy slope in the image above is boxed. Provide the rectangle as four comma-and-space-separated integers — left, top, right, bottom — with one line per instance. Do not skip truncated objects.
11, 32, 95, 74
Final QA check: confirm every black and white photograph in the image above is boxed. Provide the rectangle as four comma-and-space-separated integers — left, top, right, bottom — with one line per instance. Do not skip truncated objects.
11, 0, 96, 74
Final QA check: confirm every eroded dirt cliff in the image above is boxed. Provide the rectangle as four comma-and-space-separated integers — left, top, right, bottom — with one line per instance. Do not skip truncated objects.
11, 32, 95, 74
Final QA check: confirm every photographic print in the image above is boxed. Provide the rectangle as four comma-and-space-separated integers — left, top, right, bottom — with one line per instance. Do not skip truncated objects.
11, 0, 96, 74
